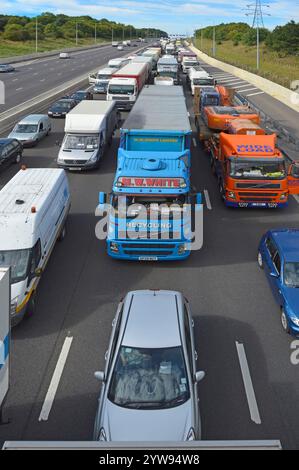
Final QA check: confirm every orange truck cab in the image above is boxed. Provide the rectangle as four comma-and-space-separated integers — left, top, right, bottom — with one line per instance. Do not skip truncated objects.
209, 132, 299, 208
216, 85, 234, 106
203, 106, 260, 131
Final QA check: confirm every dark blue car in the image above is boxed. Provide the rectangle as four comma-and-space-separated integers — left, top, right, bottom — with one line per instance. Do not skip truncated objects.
258, 229, 299, 335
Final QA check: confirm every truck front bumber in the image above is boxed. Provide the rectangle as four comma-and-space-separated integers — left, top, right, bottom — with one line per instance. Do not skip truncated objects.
107, 239, 191, 261
225, 200, 288, 209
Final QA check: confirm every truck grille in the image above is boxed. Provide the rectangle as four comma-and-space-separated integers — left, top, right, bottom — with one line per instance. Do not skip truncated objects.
63, 160, 87, 165
113, 96, 130, 101
239, 192, 278, 198
236, 183, 281, 189
122, 243, 176, 257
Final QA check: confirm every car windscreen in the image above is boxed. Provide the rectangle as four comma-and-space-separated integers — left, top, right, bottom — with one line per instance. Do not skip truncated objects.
108, 346, 190, 410
284, 262, 299, 287
229, 160, 286, 180
108, 85, 134, 95
53, 101, 72, 110
64, 135, 99, 150
15, 124, 38, 133
0, 249, 31, 284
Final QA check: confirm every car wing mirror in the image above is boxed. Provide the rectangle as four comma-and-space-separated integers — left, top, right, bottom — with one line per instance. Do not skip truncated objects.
270, 271, 279, 278
195, 371, 205, 383
94, 371, 105, 382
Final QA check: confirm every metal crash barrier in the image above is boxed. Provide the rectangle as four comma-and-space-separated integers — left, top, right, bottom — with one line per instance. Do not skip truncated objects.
2, 440, 282, 450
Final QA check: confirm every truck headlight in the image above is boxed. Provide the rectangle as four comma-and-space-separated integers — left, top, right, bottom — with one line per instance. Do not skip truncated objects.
290, 317, 299, 327
186, 428, 196, 441
280, 193, 287, 200
110, 242, 119, 253
11, 296, 19, 316
178, 244, 187, 255
228, 191, 236, 199
89, 153, 98, 163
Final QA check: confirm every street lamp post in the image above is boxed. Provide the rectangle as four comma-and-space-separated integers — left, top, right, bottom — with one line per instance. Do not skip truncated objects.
213, 24, 216, 57
35, 17, 38, 53
95, 23, 97, 44
75, 22, 78, 46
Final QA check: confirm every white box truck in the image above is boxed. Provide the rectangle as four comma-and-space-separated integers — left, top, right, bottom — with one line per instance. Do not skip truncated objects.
157, 55, 179, 84
57, 101, 119, 170
107, 62, 148, 110
0, 168, 71, 326
187, 68, 216, 95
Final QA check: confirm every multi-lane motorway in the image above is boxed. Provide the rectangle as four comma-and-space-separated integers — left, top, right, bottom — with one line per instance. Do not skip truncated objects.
0, 46, 299, 449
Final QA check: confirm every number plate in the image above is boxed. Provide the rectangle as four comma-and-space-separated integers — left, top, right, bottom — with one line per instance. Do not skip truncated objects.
138, 257, 158, 261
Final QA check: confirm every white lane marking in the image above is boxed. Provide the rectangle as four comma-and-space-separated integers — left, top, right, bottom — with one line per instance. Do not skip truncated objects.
33, 72, 38, 76
204, 189, 212, 210
15, 87, 23, 91
192, 137, 197, 147
240, 88, 258, 93
246, 91, 265, 97
39, 336, 73, 422
235, 84, 256, 89
293, 195, 299, 204
236, 341, 261, 425
40, 79, 45, 82
218, 77, 245, 82
12, 78, 18, 82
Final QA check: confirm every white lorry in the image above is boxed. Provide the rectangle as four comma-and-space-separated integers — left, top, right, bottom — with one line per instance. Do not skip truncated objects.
157, 55, 179, 84
182, 55, 200, 73
0, 168, 71, 326
187, 68, 216, 95
106, 62, 148, 110
57, 101, 118, 170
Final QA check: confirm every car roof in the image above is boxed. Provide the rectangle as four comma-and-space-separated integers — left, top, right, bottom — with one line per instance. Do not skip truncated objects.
0, 138, 15, 145
122, 290, 183, 348
18, 114, 47, 124
270, 230, 299, 262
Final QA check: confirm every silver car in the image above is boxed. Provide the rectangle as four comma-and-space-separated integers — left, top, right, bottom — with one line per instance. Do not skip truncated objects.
93, 290, 205, 442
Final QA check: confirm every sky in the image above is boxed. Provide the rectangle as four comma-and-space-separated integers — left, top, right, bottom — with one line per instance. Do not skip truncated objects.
0, 0, 298, 34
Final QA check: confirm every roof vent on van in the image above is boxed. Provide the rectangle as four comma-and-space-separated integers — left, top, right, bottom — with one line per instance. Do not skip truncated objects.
142, 159, 163, 171
21, 165, 27, 171
15, 199, 25, 205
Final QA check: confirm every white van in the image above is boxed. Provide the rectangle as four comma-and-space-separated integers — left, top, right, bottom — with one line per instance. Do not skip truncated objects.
93, 68, 119, 94
0, 168, 71, 326
108, 58, 130, 69
57, 101, 118, 170
8, 114, 51, 147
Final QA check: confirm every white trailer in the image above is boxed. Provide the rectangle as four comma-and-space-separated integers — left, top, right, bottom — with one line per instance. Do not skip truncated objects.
58, 101, 119, 170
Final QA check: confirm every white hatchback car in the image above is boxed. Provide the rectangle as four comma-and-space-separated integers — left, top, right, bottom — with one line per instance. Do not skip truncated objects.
59, 52, 70, 59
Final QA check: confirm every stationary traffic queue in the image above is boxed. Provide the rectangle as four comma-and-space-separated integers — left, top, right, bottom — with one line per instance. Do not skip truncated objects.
98, 85, 202, 261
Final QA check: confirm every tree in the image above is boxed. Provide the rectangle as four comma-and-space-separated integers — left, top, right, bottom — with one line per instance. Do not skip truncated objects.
267, 21, 299, 54
3, 23, 29, 41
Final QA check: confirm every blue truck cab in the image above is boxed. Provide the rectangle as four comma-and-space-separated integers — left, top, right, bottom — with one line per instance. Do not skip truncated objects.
98, 85, 202, 261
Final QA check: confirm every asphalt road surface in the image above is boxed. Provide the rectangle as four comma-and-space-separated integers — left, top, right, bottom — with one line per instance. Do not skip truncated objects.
0, 70, 299, 449
0, 44, 142, 113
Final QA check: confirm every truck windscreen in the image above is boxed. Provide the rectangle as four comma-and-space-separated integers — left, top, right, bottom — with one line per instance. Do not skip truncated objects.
109, 85, 135, 95
193, 79, 214, 86
112, 195, 187, 213
64, 135, 99, 150
229, 160, 286, 179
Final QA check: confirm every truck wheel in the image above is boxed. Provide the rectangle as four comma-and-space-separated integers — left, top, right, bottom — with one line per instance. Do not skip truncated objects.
281, 309, 290, 334
15, 153, 22, 164
219, 181, 225, 201
25, 292, 36, 320
58, 224, 66, 241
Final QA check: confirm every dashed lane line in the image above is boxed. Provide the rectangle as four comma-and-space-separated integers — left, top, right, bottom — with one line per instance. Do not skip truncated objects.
38, 336, 73, 422
236, 341, 261, 425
